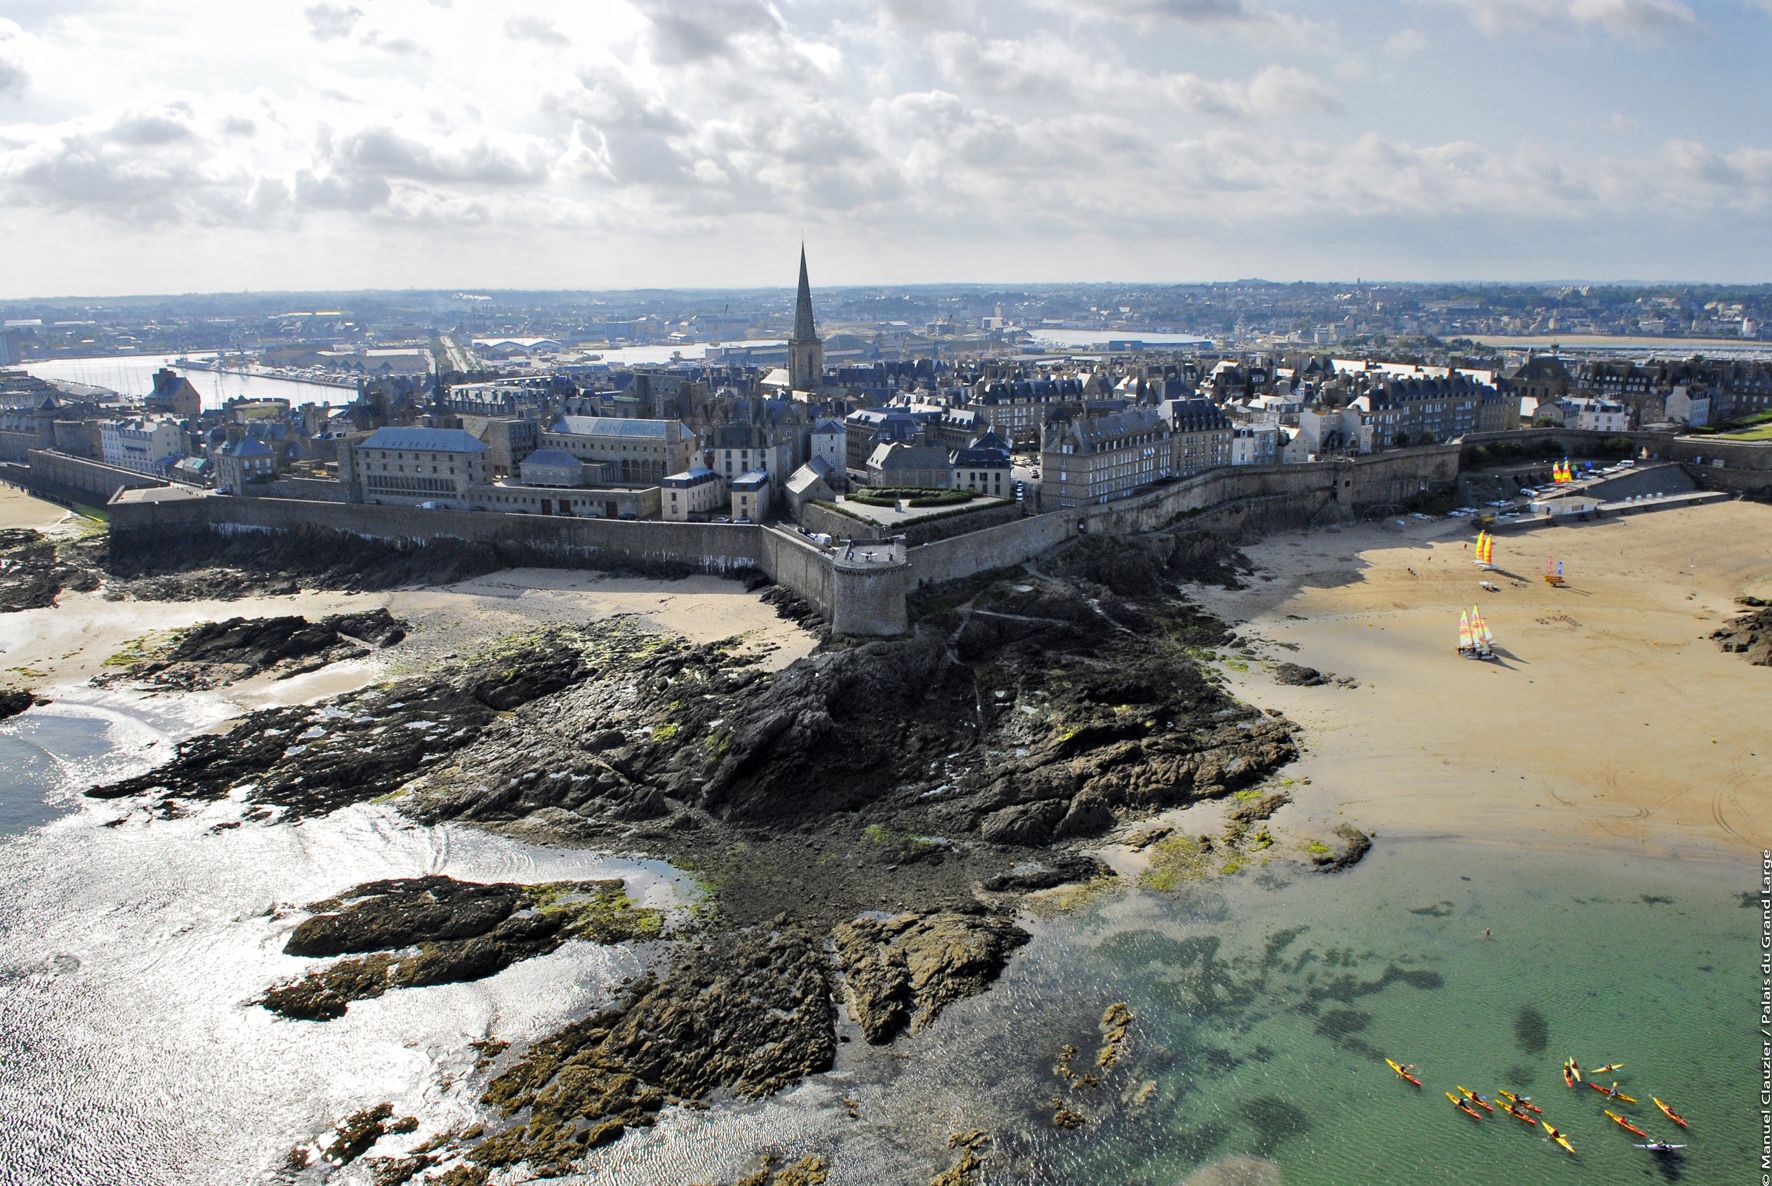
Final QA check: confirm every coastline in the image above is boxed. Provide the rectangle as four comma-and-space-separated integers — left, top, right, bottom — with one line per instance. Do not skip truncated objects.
1190, 501, 1772, 864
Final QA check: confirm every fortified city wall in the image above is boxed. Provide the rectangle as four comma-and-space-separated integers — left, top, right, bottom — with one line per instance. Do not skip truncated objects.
105, 444, 1465, 637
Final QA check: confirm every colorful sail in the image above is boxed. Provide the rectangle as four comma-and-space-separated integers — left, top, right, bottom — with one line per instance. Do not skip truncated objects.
1459, 609, 1473, 651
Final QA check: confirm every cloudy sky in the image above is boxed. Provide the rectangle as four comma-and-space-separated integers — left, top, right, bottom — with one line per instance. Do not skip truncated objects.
2, 0, 1769, 297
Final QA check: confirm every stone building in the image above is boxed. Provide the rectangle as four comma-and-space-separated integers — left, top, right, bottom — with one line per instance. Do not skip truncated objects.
542, 416, 698, 485
351, 426, 490, 508
1039, 409, 1172, 509
1161, 396, 1233, 476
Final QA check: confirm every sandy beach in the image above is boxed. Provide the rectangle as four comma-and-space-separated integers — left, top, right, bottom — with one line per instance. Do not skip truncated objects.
0, 490, 818, 712
0, 484, 76, 531
1192, 501, 1772, 861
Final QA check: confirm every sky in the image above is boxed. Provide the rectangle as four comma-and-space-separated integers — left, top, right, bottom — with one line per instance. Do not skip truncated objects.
1, 0, 1770, 297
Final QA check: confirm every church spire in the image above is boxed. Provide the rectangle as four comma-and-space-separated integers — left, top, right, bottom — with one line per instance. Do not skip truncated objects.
786, 243, 824, 393
792, 243, 816, 343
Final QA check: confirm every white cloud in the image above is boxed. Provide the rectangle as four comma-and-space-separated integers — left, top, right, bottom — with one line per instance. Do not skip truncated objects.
505, 15, 568, 46
1437, 0, 1701, 39
0, 18, 34, 96
303, 3, 361, 41
0, 0, 1766, 294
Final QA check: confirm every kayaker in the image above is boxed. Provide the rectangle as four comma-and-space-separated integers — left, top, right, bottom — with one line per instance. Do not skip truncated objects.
1482, 928, 1492, 939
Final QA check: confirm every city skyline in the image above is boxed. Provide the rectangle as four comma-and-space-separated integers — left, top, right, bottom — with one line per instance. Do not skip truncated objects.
3, 0, 1771, 298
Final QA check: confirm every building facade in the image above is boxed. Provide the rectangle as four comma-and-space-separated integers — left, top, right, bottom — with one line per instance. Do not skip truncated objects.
541, 416, 698, 484
352, 426, 491, 507
1039, 409, 1172, 509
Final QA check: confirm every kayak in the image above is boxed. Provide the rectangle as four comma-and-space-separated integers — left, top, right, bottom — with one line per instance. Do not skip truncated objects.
1653, 1097, 1689, 1128
1606, 1109, 1647, 1138
1446, 1091, 1484, 1120
1589, 1082, 1637, 1104
1386, 1058, 1422, 1087
1501, 1103, 1538, 1127
1591, 1061, 1625, 1074
1634, 1142, 1686, 1152
1457, 1086, 1495, 1113
1562, 1058, 1580, 1088
1543, 1126, 1576, 1155
1498, 1089, 1543, 1114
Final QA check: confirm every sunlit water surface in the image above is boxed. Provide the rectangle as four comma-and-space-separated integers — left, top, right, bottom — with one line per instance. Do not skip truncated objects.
0, 694, 1753, 1186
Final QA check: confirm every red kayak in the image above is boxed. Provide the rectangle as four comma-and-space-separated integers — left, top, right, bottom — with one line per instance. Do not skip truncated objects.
1606, 1109, 1647, 1139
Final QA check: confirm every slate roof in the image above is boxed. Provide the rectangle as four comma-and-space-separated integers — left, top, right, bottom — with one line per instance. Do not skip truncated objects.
361, 427, 488, 453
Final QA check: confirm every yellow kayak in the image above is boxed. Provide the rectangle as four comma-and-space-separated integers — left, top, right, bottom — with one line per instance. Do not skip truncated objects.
1543, 1126, 1576, 1155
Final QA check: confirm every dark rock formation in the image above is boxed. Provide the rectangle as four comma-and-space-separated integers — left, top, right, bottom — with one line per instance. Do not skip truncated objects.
469, 924, 835, 1175
0, 688, 39, 721
324, 1103, 418, 1167
981, 853, 1110, 893
1272, 663, 1330, 686
258, 875, 662, 1020
0, 528, 99, 612
102, 608, 406, 691
87, 626, 606, 815
1309, 824, 1372, 873
1712, 604, 1772, 666
831, 909, 1029, 1044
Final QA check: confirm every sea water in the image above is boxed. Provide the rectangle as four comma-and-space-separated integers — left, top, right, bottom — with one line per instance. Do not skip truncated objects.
559, 838, 1752, 1185
0, 698, 692, 1186
1, 692, 1754, 1185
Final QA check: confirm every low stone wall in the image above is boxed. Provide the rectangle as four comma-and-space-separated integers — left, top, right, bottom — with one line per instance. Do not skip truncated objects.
23, 449, 165, 506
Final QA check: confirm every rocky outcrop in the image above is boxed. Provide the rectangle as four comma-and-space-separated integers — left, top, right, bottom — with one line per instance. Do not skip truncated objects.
86, 626, 611, 815
101, 608, 407, 691
0, 688, 39, 721
1712, 604, 1772, 666
1309, 823, 1372, 872
0, 528, 99, 612
470, 924, 836, 1176
832, 910, 1029, 1044
1272, 663, 1330, 686
257, 875, 663, 1020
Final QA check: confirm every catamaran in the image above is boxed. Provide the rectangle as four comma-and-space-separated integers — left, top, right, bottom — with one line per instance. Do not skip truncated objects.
1544, 556, 1565, 587
1473, 530, 1494, 569
1460, 605, 1495, 660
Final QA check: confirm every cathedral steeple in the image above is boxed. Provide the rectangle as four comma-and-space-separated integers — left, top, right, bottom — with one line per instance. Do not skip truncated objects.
787, 243, 824, 393
792, 243, 817, 343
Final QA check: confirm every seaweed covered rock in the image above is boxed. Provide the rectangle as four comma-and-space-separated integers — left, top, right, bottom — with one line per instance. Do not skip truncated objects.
86, 625, 614, 815
1308, 824, 1372, 873
258, 875, 662, 1020
832, 909, 1029, 1044
470, 924, 835, 1175
101, 608, 407, 691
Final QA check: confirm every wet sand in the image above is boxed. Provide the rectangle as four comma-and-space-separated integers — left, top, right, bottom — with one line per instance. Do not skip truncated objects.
0, 485, 76, 531
1192, 502, 1772, 861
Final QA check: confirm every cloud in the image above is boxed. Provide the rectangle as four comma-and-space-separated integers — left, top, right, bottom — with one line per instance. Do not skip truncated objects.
1050, 0, 1259, 22
1436, 0, 1701, 39
303, 3, 361, 41
1165, 65, 1344, 119
504, 15, 568, 46
328, 126, 548, 186
0, 18, 31, 95
362, 29, 428, 57
631, 0, 785, 64
1383, 28, 1429, 54
110, 106, 197, 146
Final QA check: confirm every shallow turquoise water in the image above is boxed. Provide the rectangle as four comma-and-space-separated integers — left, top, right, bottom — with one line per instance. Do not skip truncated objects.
955, 837, 1752, 1185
